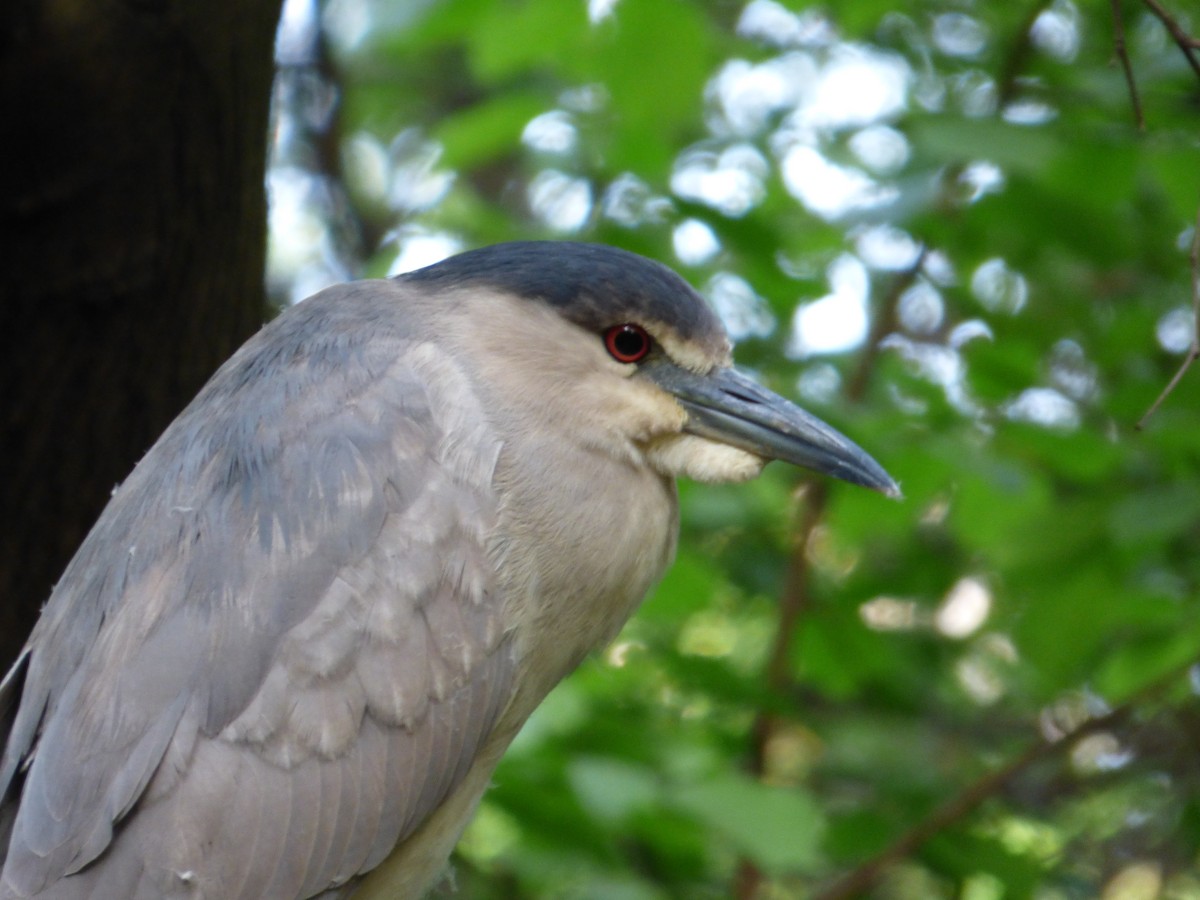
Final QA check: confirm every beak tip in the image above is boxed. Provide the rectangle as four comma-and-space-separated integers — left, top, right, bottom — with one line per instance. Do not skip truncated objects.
825, 445, 900, 499
847, 464, 902, 500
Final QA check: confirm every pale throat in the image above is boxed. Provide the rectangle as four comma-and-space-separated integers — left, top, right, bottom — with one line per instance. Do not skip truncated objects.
643, 433, 767, 484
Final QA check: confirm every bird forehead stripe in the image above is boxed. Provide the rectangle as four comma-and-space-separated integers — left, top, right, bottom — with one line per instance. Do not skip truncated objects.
400, 241, 726, 348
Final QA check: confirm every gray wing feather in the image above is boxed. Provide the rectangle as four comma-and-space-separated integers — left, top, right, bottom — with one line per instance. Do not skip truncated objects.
0, 283, 515, 898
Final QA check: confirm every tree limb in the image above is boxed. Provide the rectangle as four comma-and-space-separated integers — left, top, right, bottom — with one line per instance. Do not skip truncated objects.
815, 658, 1196, 900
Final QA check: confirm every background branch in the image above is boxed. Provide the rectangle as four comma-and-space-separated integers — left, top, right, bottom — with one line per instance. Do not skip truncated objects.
1110, 0, 1146, 130
815, 659, 1196, 900
1137, 203, 1200, 428
1141, 0, 1200, 78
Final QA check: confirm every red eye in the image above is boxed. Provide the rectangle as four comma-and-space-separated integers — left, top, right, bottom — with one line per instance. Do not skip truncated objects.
604, 324, 651, 363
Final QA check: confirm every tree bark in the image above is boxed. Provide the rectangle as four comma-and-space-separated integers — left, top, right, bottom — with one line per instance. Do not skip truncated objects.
0, 0, 284, 669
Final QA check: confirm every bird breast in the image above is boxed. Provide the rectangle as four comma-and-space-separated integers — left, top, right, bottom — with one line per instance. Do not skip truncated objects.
488, 432, 679, 723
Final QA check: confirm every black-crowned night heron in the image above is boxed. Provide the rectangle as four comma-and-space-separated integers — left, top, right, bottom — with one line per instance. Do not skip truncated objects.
0, 242, 896, 898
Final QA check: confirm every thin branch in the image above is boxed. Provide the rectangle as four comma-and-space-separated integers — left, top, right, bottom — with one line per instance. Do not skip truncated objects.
815, 659, 1197, 900
1137, 202, 1200, 429
764, 486, 829, 694
1136, 346, 1199, 429
847, 245, 928, 402
1141, 0, 1200, 80
1111, 0, 1146, 131
273, 15, 372, 289
996, 0, 1055, 111
734, 481, 828, 900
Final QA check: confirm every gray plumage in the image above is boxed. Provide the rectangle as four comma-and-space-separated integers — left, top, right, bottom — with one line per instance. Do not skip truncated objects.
0, 242, 895, 898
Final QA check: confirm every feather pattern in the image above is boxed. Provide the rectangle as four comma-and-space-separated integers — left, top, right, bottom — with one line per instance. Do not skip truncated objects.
0, 282, 514, 898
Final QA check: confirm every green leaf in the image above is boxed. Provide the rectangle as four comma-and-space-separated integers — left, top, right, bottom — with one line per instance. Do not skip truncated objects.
568, 757, 661, 823
1108, 480, 1200, 547
908, 117, 1062, 176
668, 774, 825, 872
435, 92, 548, 168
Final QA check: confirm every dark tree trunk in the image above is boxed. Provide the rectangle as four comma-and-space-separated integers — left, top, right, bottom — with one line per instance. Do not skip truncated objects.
0, 0, 284, 670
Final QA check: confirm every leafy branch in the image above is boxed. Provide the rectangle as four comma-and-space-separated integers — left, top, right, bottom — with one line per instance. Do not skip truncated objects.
1108, 0, 1200, 427
815, 658, 1197, 900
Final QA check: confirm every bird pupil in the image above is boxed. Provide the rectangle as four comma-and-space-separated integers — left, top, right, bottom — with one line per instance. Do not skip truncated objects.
614, 328, 643, 357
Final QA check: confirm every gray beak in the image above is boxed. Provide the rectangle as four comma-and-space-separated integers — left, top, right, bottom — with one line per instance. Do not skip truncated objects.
642, 361, 900, 497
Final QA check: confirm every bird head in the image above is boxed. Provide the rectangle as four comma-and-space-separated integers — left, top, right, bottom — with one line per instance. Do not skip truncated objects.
402, 241, 899, 495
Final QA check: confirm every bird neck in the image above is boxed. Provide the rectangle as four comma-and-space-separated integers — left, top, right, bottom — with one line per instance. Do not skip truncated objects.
488, 436, 679, 725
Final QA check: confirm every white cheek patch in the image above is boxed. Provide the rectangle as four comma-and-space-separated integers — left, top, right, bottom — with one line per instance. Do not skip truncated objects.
644, 434, 767, 484
610, 380, 688, 441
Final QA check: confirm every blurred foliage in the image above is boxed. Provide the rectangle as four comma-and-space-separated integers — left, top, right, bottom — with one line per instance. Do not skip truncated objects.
269, 0, 1200, 896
